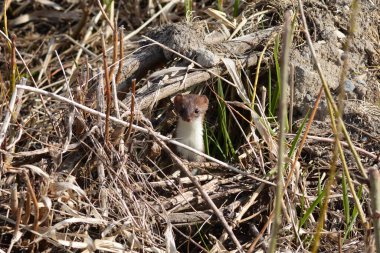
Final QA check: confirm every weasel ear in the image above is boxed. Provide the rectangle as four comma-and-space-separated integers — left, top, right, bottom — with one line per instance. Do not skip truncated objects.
174, 94, 183, 106
199, 95, 209, 108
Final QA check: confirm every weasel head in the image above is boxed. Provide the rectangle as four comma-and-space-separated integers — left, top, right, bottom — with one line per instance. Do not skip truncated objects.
174, 94, 209, 122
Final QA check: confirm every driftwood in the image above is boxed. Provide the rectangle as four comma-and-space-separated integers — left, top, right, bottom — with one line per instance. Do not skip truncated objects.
116, 23, 280, 109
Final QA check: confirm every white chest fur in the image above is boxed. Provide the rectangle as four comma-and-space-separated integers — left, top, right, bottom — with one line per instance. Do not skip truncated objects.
175, 117, 205, 162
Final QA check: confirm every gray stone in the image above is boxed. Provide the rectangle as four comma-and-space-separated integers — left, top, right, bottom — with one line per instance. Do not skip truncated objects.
344, 80, 355, 92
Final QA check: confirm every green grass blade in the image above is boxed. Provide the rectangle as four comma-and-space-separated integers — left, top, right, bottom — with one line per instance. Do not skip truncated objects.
271, 35, 281, 115
233, 0, 240, 17
343, 185, 363, 242
218, 0, 223, 11
289, 110, 310, 158
268, 68, 272, 115
185, 0, 193, 21
299, 189, 325, 229
342, 169, 350, 226
216, 79, 236, 159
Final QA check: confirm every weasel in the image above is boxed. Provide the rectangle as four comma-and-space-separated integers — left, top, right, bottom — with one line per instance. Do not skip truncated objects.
174, 94, 209, 162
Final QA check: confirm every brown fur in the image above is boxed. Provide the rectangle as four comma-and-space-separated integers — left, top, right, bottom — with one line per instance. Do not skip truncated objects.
174, 94, 209, 122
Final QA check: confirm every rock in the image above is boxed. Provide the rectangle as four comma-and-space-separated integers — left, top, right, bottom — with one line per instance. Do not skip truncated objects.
195, 48, 220, 68
344, 80, 355, 92
334, 30, 346, 39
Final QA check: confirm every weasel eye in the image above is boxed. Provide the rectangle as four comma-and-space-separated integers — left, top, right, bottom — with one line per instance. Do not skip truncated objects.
194, 108, 199, 114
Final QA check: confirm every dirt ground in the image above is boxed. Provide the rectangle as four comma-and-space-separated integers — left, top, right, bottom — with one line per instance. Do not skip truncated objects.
291, 0, 379, 164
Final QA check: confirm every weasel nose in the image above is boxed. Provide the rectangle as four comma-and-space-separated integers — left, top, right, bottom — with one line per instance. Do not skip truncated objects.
183, 117, 192, 122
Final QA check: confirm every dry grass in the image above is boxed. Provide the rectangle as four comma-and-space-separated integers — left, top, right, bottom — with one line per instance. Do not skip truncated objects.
0, 1, 379, 252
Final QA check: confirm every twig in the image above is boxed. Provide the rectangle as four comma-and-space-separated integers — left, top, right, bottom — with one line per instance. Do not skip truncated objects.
286, 134, 377, 159
96, 68, 105, 132
110, 74, 125, 149
0, 79, 25, 147
268, 9, 293, 253
115, 26, 124, 84
125, 79, 136, 145
10, 184, 18, 214
248, 211, 275, 252
289, 63, 294, 132
23, 192, 31, 225
10, 34, 16, 94
22, 171, 39, 241
61, 34, 97, 58
111, 75, 120, 119
97, 0, 114, 31
7, 194, 23, 253
109, 18, 118, 79
369, 165, 380, 252
38, 38, 56, 82
0, 0, 11, 23
101, 33, 111, 145
260, 86, 267, 115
